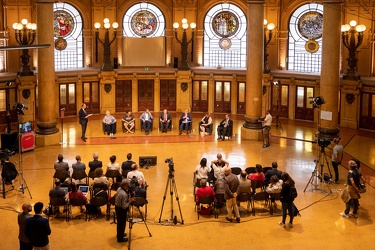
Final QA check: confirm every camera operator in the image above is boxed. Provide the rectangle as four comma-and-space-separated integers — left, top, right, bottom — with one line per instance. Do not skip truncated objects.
115, 180, 134, 243
331, 138, 343, 184
1, 156, 18, 185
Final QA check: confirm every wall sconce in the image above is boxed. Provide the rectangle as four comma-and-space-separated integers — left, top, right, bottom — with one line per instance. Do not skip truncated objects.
6, 82, 13, 87
264, 19, 275, 74
173, 18, 196, 71
341, 20, 366, 80
12, 19, 37, 76
94, 18, 118, 71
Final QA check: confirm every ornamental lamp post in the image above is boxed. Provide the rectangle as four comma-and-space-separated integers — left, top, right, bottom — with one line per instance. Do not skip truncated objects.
264, 19, 275, 74
12, 19, 37, 76
173, 18, 196, 71
94, 18, 118, 71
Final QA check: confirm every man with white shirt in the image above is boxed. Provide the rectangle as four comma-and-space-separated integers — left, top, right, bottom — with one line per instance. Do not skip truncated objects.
140, 109, 153, 135
259, 109, 272, 148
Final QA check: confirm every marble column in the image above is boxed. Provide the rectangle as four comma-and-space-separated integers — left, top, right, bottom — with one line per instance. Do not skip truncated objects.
35, 0, 60, 146
241, 0, 265, 140
319, 0, 343, 139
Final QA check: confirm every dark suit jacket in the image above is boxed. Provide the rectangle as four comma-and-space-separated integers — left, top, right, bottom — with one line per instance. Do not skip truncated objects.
88, 160, 102, 173
179, 113, 192, 123
160, 112, 171, 122
79, 108, 88, 125
122, 160, 135, 171
218, 118, 233, 128
25, 215, 51, 247
264, 168, 282, 184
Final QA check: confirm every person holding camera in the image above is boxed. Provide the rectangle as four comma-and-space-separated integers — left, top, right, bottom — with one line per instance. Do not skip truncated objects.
115, 180, 134, 243
340, 160, 365, 219
331, 137, 343, 184
259, 109, 272, 148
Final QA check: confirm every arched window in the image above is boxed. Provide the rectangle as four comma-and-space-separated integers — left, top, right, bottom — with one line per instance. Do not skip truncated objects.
203, 3, 247, 68
288, 3, 323, 73
123, 2, 165, 37
53, 3, 83, 70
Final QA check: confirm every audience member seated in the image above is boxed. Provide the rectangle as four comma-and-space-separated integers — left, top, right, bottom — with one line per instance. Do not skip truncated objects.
210, 153, 229, 182
103, 110, 117, 137
68, 183, 87, 213
159, 109, 171, 133
1, 157, 18, 185
93, 168, 109, 186
266, 175, 283, 194
88, 152, 102, 179
53, 154, 70, 183
122, 111, 135, 133
195, 158, 211, 187
107, 155, 121, 182
237, 171, 251, 194
248, 164, 265, 192
49, 181, 66, 213
264, 162, 282, 186
126, 163, 146, 187
199, 113, 212, 137
87, 182, 108, 214
140, 109, 153, 135
195, 179, 215, 214
121, 153, 135, 172
179, 109, 192, 135
217, 114, 233, 141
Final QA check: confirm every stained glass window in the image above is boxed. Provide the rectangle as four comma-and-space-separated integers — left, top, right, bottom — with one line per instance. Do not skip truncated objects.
123, 3, 165, 37
53, 3, 83, 70
204, 3, 247, 68
288, 4, 323, 73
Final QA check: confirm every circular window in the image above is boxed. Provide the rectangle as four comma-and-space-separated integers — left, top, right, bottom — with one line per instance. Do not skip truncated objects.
298, 12, 323, 40
53, 10, 74, 38
212, 11, 239, 38
131, 10, 157, 37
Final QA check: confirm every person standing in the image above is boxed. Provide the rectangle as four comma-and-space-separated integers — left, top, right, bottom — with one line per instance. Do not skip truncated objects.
115, 180, 134, 243
159, 109, 171, 133
331, 137, 343, 184
79, 103, 90, 142
223, 167, 240, 223
179, 109, 192, 135
217, 114, 233, 141
340, 160, 365, 219
279, 172, 295, 228
140, 109, 153, 135
259, 109, 272, 148
25, 202, 51, 250
18, 203, 32, 250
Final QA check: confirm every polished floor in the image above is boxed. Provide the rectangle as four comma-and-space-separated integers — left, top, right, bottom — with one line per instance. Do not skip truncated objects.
1, 115, 374, 250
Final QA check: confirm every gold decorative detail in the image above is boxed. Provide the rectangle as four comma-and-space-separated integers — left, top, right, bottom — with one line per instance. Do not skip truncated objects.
305, 39, 319, 53
54, 37, 67, 51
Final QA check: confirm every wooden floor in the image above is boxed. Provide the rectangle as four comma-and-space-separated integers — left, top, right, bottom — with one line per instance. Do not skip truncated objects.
1, 116, 375, 250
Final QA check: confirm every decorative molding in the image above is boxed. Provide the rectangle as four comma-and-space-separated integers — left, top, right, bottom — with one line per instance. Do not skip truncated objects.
22, 89, 31, 99
180, 82, 188, 92
345, 93, 355, 104
104, 83, 112, 93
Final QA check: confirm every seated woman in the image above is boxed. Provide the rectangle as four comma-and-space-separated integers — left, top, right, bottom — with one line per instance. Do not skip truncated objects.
68, 183, 87, 213
103, 110, 116, 137
248, 164, 265, 192
107, 155, 121, 183
122, 111, 135, 133
93, 168, 109, 187
266, 175, 283, 194
199, 113, 212, 136
195, 158, 211, 187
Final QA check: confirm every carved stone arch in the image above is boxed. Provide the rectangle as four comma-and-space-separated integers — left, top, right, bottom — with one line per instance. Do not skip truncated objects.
57, 1, 91, 30
279, 0, 316, 31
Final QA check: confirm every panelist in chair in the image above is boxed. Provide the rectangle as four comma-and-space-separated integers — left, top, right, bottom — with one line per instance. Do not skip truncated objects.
103, 110, 116, 137
140, 109, 153, 135
160, 109, 171, 133
179, 109, 192, 135
199, 113, 212, 136
122, 111, 135, 133
217, 114, 232, 141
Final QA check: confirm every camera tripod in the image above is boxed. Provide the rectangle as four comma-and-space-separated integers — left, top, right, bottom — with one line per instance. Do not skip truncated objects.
304, 144, 333, 193
127, 197, 152, 250
158, 171, 184, 225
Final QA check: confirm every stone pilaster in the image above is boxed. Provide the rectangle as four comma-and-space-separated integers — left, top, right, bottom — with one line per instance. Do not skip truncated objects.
99, 71, 116, 114
176, 70, 192, 112
340, 79, 361, 129
15, 75, 37, 123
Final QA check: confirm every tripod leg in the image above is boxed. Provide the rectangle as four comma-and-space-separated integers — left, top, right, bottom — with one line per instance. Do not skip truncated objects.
158, 175, 170, 223
128, 208, 132, 250
19, 173, 32, 199
171, 177, 184, 224
135, 206, 152, 237
304, 167, 318, 192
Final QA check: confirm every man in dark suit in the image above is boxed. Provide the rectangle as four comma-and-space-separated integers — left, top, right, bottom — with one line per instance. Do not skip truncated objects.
159, 109, 171, 133
264, 162, 282, 186
79, 103, 89, 142
121, 153, 135, 172
88, 152, 102, 179
25, 202, 51, 249
217, 114, 233, 141
140, 109, 153, 135
179, 109, 192, 135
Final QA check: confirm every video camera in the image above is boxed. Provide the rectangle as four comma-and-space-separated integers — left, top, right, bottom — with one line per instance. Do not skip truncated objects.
0, 149, 16, 162
309, 96, 325, 109
318, 138, 331, 148
129, 176, 140, 197
165, 157, 175, 173
13, 102, 28, 115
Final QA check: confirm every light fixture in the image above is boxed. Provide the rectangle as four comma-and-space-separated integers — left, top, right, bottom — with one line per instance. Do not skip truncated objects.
6, 82, 12, 86
173, 18, 196, 70
264, 19, 275, 74
341, 20, 366, 80
12, 19, 37, 76
94, 18, 118, 71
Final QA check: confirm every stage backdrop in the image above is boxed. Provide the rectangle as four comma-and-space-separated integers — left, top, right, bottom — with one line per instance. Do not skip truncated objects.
122, 37, 166, 67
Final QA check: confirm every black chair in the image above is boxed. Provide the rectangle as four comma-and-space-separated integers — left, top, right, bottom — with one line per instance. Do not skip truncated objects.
49, 197, 69, 221
251, 191, 269, 215
231, 167, 242, 176
269, 192, 281, 215
122, 170, 130, 180
195, 195, 215, 220
1, 177, 15, 199
53, 170, 70, 187
199, 123, 213, 134
105, 169, 121, 183
237, 192, 252, 212
71, 170, 88, 185
179, 120, 192, 134
102, 122, 117, 135
122, 120, 135, 133
251, 180, 265, 193
220, 125, 233, 140
68, 197, 87, 220
214, 193, 226, 219
87, 196, 108, 221
262, 167, 272, 174
159, 117, 172, 132
140, 119, 153, 131
245, 167, 256, 175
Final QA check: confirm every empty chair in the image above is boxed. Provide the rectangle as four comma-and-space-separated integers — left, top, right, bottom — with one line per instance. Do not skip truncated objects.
251, 191, 269, 215
122, 170, 130, 180
245, 167, 256, 174
231, 167, 242, 176
87, 196, 108, 221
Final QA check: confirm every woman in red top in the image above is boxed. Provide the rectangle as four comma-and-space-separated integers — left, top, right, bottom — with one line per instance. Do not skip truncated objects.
68, 183, 87, 212
248, 164, 265, 181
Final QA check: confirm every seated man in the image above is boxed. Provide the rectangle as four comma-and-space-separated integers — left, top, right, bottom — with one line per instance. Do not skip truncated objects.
126, 163, 146, 187
49, 181, 66, 213
199, 113, 212, 136
88, 152, 102, 179
1, 157, 18, 185
72, 155, 86, 172
121, 153, 135, 172
122, 111, 135, 133
103, 110, 116, 137
237, 171, 251, 194
217, 114, 233, 141
53, 154, 70, 183
159, 109, 171, 133
264, 162, 282, 186
179, 109, 192, 135
140, 109, 153, 135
